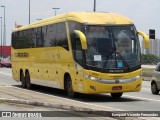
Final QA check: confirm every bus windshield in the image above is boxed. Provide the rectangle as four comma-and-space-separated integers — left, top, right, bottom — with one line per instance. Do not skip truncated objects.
83, 25, 141, 73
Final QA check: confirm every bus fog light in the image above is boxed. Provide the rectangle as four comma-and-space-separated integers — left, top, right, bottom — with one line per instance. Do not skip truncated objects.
136, 83, 141, 88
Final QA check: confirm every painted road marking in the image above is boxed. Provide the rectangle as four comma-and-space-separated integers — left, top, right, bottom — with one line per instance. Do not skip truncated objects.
142, 88, 150, 91
0, 72, 12, 76
123, 95, 160, 102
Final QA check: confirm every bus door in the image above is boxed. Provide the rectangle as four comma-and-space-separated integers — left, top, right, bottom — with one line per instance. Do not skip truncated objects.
73, 34, 85, 93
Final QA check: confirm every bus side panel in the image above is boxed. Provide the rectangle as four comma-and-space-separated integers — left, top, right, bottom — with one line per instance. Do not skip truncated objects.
11, 47, 22, 82
11, 63, 20, 82
55, 47, 75, 89
11, 47, 59, 87
73, 64, 86, 93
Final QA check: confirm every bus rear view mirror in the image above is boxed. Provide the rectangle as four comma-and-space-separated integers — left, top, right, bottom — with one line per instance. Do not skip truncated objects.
74, 30, 87, 50
138, 31, 149, 49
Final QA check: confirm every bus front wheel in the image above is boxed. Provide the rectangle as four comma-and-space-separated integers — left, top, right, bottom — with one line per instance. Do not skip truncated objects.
111, 93, 123, 98
25, 71, 31, 89
66, 76, 77, 98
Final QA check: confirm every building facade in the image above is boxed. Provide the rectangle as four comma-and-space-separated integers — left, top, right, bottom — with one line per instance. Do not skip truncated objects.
140, 39, 160, 57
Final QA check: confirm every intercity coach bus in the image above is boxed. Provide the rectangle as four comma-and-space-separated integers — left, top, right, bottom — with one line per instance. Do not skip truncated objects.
11, 12, 149, 98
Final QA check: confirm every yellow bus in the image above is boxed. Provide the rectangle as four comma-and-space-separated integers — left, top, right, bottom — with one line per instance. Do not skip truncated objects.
11, 12, 149, 98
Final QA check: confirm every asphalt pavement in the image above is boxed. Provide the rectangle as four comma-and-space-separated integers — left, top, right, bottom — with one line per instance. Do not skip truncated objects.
0, 67, 158, 120
0, 86, 122, 120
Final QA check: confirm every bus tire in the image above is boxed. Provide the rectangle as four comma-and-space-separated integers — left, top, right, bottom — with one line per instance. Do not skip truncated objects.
66, 76, 77, 98
25, 71, 31, 89
20, 71, 26, 88
111, 93, 123, 98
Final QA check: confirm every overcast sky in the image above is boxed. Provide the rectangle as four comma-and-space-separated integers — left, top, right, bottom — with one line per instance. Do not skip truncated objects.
0, 0, 160, 45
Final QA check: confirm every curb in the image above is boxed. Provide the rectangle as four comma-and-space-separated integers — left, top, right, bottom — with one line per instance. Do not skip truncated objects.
0, 98, 90, 111
0, 98, 148, 120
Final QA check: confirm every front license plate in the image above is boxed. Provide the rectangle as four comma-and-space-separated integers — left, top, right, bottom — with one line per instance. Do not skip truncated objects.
112, 86, 122, 90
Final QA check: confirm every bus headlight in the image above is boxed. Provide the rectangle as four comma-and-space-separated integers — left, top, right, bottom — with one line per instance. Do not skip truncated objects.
133, 74, 141, 80
83, 73, 101, 81
83, 73, 90, 79
83, 73, 142, 83
90, 76, 97, 81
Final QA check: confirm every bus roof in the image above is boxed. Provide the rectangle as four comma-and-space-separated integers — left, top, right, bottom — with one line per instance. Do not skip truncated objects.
12, 12, 133, 32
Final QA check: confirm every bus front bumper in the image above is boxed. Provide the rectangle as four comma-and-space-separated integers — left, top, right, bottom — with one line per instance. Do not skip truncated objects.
83, 77, 142, 94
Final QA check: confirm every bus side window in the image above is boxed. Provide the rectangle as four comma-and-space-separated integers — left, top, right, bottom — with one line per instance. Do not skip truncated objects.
75, 34, 83, 66
12, 32, 16, 49
45, 25, 56, 47
36, 27, 44, 47
56, 22, 69, 50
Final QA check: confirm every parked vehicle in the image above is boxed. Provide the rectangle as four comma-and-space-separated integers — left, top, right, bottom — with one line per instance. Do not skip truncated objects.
0, 58, 12, 68
151, 62, 160, 94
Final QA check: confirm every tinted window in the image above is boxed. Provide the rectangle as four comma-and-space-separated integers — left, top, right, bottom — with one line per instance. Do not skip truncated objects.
44, 25, 56, 47
36, 27, 44, 47
24, 30, 35, 48
11, 32, 17, 48
12, 30, 36, 49
56, 22, 68, 50
12, 22, 68, 50
68, 21, 83, 66
68, 21, 82, 51
75, 35, 83, 66
31, 29, 36, 48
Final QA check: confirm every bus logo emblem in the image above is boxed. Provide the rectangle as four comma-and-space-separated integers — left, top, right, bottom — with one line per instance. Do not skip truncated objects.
115, 79, 120, 83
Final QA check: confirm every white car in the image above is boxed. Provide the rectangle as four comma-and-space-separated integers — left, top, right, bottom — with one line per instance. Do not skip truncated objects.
151, 62, 160, 94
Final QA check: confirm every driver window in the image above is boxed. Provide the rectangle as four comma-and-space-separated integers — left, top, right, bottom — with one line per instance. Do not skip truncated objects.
74, 34, 83, 66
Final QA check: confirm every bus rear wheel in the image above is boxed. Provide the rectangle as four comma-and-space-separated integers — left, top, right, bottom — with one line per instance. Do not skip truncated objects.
111, 93, 123, 98
20, 71, 26, 88
25, 71, 31, 89
66, 76, 77, 98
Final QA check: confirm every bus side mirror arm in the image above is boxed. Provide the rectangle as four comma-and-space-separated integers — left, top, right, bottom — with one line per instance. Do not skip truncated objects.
137, 31, 149, 49
74, 30, 87, 50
